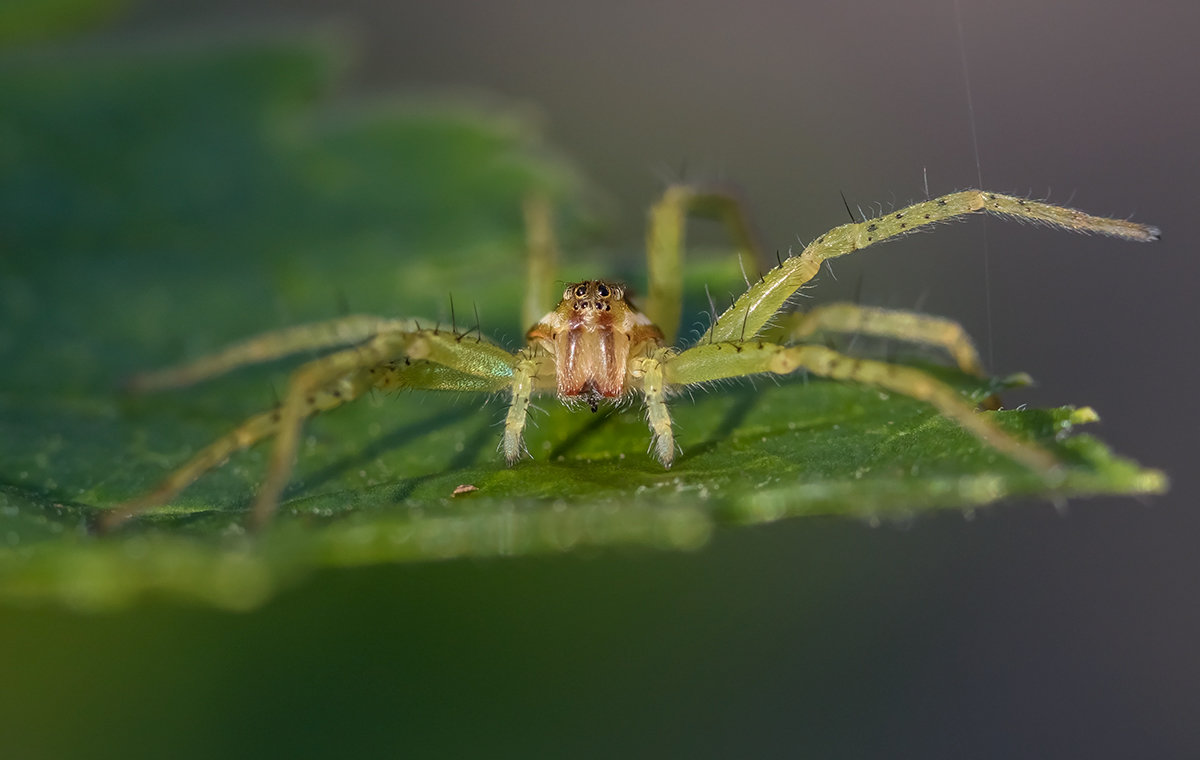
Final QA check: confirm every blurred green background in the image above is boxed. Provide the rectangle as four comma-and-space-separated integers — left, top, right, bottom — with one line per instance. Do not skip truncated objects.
2, 1, 1196, 757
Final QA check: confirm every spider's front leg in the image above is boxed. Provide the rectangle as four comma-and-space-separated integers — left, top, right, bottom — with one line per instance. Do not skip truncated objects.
702, 190, 1159, 346
767, 302, 987, 378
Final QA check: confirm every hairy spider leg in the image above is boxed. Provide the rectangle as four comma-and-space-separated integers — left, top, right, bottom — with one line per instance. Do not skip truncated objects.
522, 193, 560, 333
631, 351, 675, 465
664, 341, 1058, 473
106, 326, 516, 530
255, 328, 515, 527
127, 316, 430, 392
100, 370, 374, 531
639, 190, 1158, 469
702, 190, 1160, 345
503, 351, 553, 463
644, 183, 769, 345
767, 303, 986, 377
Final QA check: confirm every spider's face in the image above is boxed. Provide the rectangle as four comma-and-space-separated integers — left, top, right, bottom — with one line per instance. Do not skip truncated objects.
527, 279, 664, 404
561, 280, 626, 315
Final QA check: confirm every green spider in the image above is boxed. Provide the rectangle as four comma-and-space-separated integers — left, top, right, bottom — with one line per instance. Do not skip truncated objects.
100, 185, 1158, 530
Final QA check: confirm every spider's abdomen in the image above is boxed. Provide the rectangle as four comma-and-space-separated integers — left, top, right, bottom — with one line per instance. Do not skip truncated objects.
526, 279, 664, 408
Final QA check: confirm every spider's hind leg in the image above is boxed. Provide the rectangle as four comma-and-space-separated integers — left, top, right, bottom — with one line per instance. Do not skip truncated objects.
522, 193, 561, 333
770, 302, 1033, 410
767, 302, 986, 377
665, 341, 1060, 475
644, 183, 769, 346
125, 315, 411, 391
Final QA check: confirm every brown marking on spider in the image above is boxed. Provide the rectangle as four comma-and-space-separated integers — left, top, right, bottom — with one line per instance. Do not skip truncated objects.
526, 280, 663, 411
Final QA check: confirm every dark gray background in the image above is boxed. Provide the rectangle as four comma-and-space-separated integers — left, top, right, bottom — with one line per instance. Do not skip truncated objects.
48, 0, 1199, 756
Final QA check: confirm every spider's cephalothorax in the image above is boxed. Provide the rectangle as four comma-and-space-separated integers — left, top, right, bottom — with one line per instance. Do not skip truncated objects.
526, 280, 663, 411
103, 185, 1159, 530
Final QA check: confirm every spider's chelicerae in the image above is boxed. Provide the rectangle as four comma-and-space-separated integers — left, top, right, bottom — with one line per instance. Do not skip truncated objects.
101, 186, 1158, 530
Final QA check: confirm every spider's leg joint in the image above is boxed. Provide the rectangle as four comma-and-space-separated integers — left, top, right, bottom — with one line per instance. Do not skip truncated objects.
406, 336, 431, 361
768, 348, 799, 375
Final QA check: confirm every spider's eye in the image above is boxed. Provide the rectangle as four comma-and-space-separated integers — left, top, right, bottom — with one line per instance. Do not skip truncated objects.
596, 284, 609, 298
574, 285, 587, 298
612, 287, 623, 301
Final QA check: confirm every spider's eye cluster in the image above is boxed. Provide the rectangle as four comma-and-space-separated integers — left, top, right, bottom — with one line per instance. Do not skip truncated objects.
562, 281, 624, 306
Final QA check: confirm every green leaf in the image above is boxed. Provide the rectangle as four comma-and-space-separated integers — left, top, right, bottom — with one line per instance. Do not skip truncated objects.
0, 0, 131, 45
0, 34, 1166, 611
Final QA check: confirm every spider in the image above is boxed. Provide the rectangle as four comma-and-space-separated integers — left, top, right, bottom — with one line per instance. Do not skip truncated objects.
99, 185, 1158, 531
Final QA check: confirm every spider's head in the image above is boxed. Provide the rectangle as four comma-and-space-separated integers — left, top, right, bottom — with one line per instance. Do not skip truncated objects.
561, 280, 627, 315
527, 278, 659, 346
527, 279, 665, 400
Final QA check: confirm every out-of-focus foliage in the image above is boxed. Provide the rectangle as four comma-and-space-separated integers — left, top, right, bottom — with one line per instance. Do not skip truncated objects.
0, 0, 130, 45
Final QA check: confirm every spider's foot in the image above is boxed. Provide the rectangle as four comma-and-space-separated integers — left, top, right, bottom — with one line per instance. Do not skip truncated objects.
502, 432, 528, 466
650, 433, 676, 469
